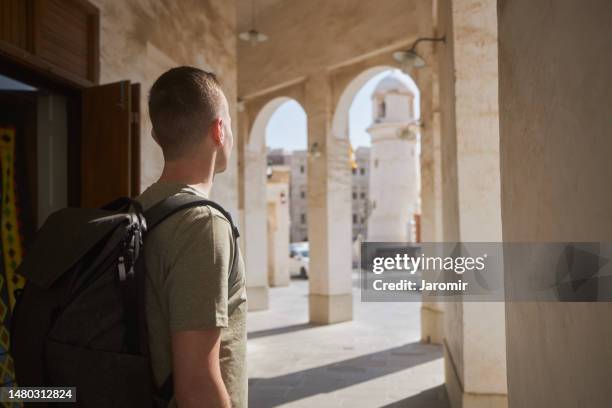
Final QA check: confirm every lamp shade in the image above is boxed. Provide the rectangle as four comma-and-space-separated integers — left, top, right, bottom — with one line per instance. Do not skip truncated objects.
393, 50, 426, 73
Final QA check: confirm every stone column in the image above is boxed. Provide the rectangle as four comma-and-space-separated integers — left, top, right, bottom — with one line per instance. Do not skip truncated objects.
304, 73, 353, 324
416, 62, 445, 344
438, 0, 507, 407
266, 169, 290, 287
241, 111, 269, 311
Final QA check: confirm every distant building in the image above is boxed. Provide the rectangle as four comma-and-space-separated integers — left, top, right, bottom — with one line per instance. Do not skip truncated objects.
267, 147, 290, 166
267, 147, 371, 243
351, 147, 370, 240
288, 150, 308, 242
366, 74, 420, 242
267, 148, 308, 242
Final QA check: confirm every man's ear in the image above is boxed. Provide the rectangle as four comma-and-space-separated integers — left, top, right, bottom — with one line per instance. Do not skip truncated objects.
210, 118, 225, 147
152, 128, 159, 144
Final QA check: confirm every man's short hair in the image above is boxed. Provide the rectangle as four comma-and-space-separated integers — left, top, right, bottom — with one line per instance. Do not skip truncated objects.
149, 66, 223, 160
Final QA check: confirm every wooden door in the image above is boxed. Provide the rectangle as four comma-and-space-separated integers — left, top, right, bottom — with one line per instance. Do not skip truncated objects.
81, 80, 139, 207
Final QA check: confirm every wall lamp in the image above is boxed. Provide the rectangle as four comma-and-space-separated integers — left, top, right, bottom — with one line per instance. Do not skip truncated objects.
309, 142, 322, 158
393, 36, 446, 72
397, 120, 423, 140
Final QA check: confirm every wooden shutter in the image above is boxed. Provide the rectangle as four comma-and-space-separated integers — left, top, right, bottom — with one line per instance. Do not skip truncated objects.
34, 0, 100, 83
81, 80, 140, 208
0, 0, 100, 86
0, 0, 31, 50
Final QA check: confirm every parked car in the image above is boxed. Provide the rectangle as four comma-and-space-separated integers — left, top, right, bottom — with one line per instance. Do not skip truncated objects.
289, 242, 309, 279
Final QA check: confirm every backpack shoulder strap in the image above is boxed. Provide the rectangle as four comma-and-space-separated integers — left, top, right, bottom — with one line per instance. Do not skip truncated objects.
144, 194, 239, 239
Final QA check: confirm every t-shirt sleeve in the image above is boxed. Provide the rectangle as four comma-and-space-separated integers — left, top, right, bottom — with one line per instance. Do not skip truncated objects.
164, 206, 233, 332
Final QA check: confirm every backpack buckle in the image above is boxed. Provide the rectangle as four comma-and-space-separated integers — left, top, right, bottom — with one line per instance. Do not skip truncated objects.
118, 256, 127, 281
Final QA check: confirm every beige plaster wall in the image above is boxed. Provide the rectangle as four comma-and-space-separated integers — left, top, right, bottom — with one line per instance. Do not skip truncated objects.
498, 1, 612, 407
91, 0, 239, 215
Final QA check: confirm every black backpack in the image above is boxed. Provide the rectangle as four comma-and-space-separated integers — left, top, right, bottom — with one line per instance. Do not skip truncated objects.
10, 194, 240, 407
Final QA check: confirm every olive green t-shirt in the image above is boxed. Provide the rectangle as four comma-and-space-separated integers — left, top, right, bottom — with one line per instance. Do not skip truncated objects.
136, 182, 247, 408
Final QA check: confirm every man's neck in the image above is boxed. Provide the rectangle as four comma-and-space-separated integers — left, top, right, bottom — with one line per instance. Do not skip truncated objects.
158, 157, 215, 197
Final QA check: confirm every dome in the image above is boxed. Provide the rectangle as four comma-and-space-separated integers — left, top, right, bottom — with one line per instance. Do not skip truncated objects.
372, 75, 410, 95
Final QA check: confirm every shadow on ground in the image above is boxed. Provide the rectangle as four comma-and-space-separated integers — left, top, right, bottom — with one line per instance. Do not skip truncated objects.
247, 323, 317, 340
380, 385, 450, 407
249, 341, 443, 407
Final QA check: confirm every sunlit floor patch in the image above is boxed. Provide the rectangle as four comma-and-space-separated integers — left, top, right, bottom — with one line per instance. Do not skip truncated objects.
247, 274, 449, 408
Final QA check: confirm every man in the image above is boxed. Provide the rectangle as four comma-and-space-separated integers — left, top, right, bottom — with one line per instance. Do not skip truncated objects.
136, 66, 247, 408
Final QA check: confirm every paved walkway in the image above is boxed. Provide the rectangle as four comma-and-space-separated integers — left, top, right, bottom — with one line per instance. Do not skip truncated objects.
247, 275, 450, 408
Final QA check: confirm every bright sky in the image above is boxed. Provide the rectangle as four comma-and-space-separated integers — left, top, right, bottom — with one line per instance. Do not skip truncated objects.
265, 69, 418, 151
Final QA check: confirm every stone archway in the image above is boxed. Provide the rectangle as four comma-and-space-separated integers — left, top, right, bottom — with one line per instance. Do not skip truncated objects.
329, 60, 445, 344
331, 65, 420, 140
242, 96, 306, 311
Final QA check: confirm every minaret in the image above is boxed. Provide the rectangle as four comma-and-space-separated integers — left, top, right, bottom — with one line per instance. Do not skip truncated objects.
366, 74, 420, 242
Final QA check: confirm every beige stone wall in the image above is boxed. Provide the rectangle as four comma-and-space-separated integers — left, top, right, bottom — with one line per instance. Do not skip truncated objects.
437, 0, 462, 400
498, 1, 612, 407
437, 0, 460, 244
438, 0, 507, 406
91, 0, 238, 214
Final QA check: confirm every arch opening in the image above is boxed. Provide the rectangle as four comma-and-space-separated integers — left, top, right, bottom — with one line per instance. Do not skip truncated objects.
334, 67, 421, 246
243, 97, 309, 309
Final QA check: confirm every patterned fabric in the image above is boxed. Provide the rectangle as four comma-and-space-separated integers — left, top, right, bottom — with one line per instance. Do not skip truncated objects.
0, 127, 26, 311
0, 126, 25, 407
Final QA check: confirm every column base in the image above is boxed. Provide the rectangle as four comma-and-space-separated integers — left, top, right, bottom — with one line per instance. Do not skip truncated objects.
444, 341, 508, 408
269, 274, 290, 287
247, 286, 269, 311
421, 305, 444, 344
309, 293, 352, 324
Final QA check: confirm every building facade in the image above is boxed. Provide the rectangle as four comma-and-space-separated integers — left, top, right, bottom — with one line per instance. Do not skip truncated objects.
287, 150, 308, 242
351, 147, 370, 240
268, 147, 370, 243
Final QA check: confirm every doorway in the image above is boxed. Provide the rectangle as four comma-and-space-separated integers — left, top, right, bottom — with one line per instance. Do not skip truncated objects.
0, 57, 140, 390
0, 68, 80, 388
